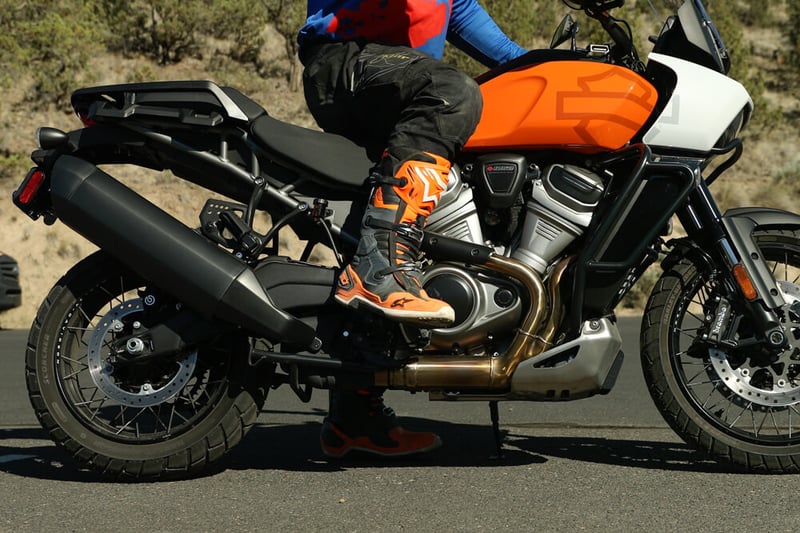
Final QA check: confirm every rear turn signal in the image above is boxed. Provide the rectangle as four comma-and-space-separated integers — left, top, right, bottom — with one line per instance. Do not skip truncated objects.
35, 127, 70, 149
732, 264, 758, 301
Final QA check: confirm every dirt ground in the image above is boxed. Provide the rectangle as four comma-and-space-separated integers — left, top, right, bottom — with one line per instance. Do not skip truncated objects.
1, 36, 798, 330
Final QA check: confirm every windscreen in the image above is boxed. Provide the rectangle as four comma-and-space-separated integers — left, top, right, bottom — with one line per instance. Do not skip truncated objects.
676, 0, 730, 73
651, 0, 731, 74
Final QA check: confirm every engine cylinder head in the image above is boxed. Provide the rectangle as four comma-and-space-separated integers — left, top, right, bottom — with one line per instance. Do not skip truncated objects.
512, 164, 604, 273
426, 166, 485, 245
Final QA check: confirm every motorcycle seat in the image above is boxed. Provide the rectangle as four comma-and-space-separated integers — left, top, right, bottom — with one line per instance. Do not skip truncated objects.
70, 80, 375, 189
216, 86, 374, 188
250, 114, 374, 189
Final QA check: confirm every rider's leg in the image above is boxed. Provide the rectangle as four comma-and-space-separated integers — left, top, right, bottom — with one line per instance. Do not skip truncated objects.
334, 151, 454, 327
320, 388, 441, 458
301, 41, 483, 457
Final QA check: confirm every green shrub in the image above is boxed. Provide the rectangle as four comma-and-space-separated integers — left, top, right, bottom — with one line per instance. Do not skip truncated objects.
210, 0, 270, 64
98, 0, 278, 65
620, 265, 662, 311
262, 0, 307, 89
0, 151, 30, 183
127, 0, 208, 64
0, 2, 102, 108
738, 0, 773, 27
789, 0, 800, 70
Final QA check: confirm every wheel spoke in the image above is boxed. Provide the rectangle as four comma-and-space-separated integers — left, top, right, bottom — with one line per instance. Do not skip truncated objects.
699, 382, 720, 408
88, 397, 108, 422
784, 253, 789, 281
685, 362, 714, 386
113, 406, 148, 436
750, 405, 761, 437
789, 405, 800, 437
768, 408, 781, 435
55, 282, 227, 442
726, 402, 749, 428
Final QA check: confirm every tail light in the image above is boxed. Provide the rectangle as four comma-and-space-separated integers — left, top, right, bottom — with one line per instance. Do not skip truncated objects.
14, 168, 45, 206
12, 167, 54, 223
77, 111, 96, 127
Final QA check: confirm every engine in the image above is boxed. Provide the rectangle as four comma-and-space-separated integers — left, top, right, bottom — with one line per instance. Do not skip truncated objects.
512, 163, 604, 273
421, 157, 605, 352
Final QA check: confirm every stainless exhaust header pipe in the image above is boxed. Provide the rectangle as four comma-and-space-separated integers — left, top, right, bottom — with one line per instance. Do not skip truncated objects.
375, 254, 548, 391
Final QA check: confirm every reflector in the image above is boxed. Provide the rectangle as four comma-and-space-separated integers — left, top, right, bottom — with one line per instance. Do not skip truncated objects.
16, 169, 45, 205
732, 264, 757, 301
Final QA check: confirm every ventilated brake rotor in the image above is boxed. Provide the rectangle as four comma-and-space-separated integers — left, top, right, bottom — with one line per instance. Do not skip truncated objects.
710, 280, 800, 408
86, 298, 197, 407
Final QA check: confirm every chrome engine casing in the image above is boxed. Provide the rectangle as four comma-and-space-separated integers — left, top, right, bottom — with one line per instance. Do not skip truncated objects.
421, 168, 522, 352
412, 163, 605, 354
511, 164, 604, 273
425, 166, 485, 245
417, 264, 522, 352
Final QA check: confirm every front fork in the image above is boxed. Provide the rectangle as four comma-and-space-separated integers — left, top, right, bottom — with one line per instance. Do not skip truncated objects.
677, 181, 788, 350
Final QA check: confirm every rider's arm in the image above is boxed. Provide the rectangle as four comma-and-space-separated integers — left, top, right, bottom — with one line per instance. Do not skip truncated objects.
448, 0, 528, 67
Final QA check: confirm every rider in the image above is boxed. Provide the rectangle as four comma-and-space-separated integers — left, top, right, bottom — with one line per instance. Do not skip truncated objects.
298, 0, 527, 457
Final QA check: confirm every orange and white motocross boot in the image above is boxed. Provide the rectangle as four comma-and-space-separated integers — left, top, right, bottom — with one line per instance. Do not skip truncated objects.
335, 152, 455, 327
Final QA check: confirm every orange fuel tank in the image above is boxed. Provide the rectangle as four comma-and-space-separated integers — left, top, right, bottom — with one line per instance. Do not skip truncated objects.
464, 60, 658, 153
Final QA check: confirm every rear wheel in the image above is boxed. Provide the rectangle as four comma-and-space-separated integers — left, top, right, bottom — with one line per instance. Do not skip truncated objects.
642, 229, 800, 473
26, 251, 269, 480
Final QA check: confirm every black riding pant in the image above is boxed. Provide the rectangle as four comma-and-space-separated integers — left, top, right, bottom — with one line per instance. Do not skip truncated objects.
300, 41, 483, 169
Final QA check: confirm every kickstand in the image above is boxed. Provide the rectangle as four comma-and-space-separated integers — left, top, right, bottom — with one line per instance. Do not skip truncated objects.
489, 400, 504, 460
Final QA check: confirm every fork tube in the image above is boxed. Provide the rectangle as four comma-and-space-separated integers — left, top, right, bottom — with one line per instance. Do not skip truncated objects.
678, 181, 784, 336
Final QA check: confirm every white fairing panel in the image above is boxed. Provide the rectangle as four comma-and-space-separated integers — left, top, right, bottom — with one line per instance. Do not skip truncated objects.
643, 53, 752, 152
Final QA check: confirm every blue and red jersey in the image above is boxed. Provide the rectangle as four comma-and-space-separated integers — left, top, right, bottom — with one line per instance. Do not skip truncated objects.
299, 0, 527, 67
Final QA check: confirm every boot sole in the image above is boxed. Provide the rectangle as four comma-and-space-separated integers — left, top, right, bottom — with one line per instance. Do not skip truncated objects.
335, 293, 455, 328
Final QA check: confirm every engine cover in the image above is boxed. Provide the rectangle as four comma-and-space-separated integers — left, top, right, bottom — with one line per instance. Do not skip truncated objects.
415, 264, 522, 352
473, 153, 528, 209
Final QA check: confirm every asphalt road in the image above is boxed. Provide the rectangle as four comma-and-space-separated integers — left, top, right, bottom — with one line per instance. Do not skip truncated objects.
1, 319, 799, 532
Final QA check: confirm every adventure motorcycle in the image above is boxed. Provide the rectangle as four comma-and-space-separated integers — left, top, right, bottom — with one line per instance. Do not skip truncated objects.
13, 0, 800, 479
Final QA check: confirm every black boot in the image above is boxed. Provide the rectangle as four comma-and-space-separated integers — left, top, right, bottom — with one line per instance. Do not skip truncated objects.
320, 389, 442, 458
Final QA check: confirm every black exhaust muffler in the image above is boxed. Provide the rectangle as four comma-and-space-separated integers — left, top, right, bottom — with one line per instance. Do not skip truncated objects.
49, 155, 319, 349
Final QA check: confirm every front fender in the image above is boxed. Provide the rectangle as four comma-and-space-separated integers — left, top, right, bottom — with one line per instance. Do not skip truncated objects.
662, 207, 800, 310
724, 206, 800, 229
723, 207, 800, 309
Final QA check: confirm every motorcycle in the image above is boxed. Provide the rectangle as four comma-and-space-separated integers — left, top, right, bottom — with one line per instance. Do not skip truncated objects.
12, 0, 800, 479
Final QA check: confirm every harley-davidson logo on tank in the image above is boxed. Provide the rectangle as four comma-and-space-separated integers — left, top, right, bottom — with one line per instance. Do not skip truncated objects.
466, 61, 658, 152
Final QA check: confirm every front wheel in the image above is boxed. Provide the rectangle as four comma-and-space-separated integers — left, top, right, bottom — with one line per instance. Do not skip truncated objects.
26, 251, 269, 480
642, 229, 800, 473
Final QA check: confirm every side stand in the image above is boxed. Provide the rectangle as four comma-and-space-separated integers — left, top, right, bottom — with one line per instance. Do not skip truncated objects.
489, 400, 505, 459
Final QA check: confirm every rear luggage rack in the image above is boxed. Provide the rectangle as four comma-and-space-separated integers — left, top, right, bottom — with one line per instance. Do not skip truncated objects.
71, 80, 252, 127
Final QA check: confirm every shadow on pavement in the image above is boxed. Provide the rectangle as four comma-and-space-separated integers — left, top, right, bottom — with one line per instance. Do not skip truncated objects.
225, 417, 544, 473
0, 420, 740, 482
511, 433, 741, 473
0, 428, 105, 482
